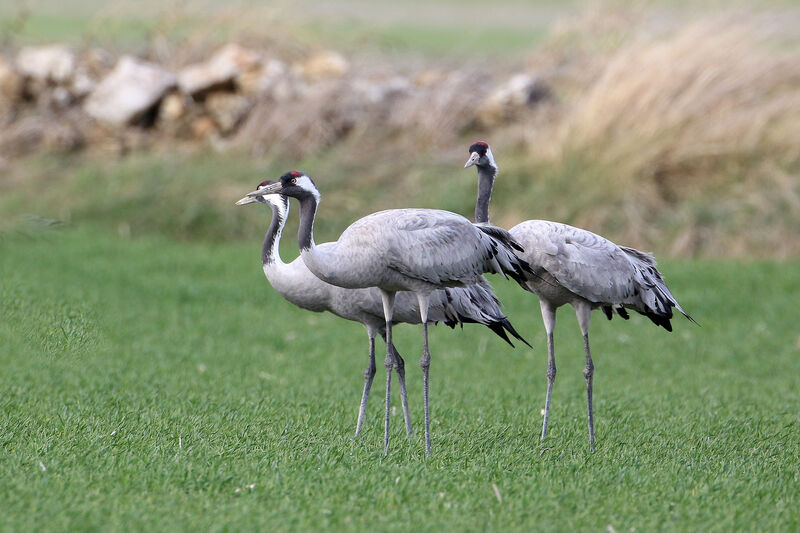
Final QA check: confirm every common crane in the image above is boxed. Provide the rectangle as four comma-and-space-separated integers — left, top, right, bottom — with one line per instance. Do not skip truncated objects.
465, 141, 694, 450
246, 172, 532, 454
236, 181, 528, 439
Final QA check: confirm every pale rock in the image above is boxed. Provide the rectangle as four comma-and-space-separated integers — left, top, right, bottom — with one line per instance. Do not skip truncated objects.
16, 45, 77, 83
51, 86, 72, 108
70, 69, 95, 98
412, 69, 445, 87
205, 92, 252, 134
479, 73, 550, 126
160, 91, 187, 122
0, 57, 22, 111
271, 75, 299, 102
294, 51, 349, 80
191, 115, 217, 139
84, 56, 177, 126
156, 91, 196, 138
84, 48, 115, 77
178, 43, 262, 95
352, 77, 410, 104
238, 58, 288, 94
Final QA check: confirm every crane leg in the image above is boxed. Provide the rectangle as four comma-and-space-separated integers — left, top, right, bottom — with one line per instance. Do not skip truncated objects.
539, 300, 557, 444
380, 290, 396, 453
389, 342, 414, 438
355, 329, 377, 437
576, 303, 595, 451
416, 293, 432, 455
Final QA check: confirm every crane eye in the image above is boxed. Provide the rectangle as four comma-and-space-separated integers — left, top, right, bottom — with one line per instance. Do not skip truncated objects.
290, 178, 297, 184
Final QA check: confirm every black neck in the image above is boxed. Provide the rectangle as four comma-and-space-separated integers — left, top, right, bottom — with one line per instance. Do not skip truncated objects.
475, 165, 497, 224
297, 194, 318, 251
262, 202, 285, 265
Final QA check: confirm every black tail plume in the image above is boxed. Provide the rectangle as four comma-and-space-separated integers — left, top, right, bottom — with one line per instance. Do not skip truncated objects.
498, 317, 532, 348
487, 322, 515, 347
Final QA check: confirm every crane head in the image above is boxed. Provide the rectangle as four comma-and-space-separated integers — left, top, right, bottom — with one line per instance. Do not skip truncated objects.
235, 180, 288, 212
245, 171, 320, 203
464, 141, 497, 170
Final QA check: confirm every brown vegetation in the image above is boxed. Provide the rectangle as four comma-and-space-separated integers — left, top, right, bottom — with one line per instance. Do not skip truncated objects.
528, 15, 800, 257
1, 7, 799, 257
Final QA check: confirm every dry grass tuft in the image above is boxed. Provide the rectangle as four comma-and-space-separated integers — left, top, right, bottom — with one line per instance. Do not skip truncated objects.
550, 18, 800, 188
508, 14, 800, 257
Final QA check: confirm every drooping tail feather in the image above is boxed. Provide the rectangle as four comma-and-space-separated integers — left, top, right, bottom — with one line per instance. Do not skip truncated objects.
437, 278, 531, 348
494, 317, 532, 348
474, 223, 525, 253
474, 223, 534, 287
487, 322, 514, 347
620, 246, 697, 330
602, 305, 631, 321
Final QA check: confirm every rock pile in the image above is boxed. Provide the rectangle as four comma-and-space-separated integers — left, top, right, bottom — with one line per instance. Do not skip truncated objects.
0, 43, 550, 159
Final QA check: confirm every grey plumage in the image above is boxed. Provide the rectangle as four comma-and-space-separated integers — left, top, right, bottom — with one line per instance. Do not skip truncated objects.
301, 208, 530, 292
237, 183, 528, 441
466, 141, 694, 450
509, 220, 691, 330
247, 172, 532, 454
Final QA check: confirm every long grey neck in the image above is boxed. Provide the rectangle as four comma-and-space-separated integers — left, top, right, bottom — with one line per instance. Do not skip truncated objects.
262, 202, 286, 266
297, 195, 318, 252
475, 165, 497, 224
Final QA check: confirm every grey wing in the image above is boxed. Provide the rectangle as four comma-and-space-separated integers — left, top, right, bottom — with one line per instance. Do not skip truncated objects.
511, 220, 642, 305
367, 209, 497, 286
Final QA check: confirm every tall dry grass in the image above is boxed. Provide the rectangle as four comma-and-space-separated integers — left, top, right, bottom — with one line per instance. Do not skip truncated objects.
507, 13, 800, 257
549, 18, 800, 186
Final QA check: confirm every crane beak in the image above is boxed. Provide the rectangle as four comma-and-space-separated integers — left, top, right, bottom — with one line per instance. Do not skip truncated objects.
246, 181, 284, 198
464, 152, 480, 168
235, 195, 258, 206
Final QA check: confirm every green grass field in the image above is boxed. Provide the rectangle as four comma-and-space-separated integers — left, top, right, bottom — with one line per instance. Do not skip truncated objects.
2, 0, 800, 529
1, 227, 798, 531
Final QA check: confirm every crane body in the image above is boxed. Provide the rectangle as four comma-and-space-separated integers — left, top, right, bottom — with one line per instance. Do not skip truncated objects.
465, 141, 694, 449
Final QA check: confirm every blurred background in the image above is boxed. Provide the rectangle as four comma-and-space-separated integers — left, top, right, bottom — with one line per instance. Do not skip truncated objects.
1, 0, 799, 257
